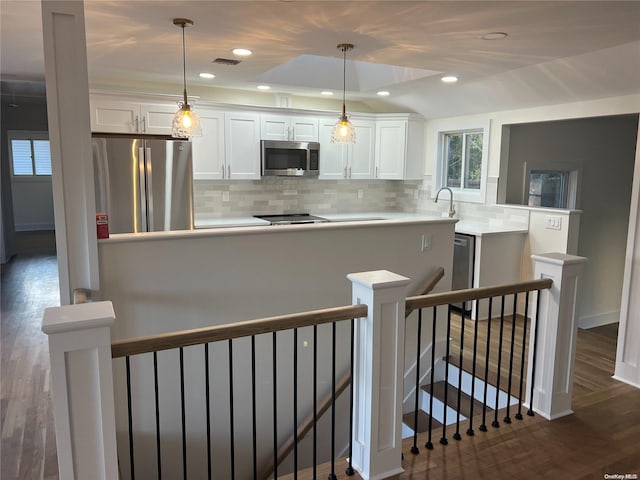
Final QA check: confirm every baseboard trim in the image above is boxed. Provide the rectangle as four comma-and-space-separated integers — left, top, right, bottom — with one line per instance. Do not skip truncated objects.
15, 223, 55, 232
578, 311, 620, 329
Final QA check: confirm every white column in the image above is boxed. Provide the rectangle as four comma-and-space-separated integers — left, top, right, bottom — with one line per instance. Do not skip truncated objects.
527, 253, 587, 420
348, 270, 410, 480
41, 0, 99, 304
615, 116, 640, 389
42, 301, 118, 480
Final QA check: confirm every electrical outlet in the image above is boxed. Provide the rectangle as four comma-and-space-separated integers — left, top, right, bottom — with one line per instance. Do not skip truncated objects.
357, 189, 364, 199
421, 234, 432, 252
545, 215, 562, 230
222, 191, 230, 202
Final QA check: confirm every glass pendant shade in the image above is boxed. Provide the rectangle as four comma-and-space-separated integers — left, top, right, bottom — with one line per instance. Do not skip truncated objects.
172, 101, 202, 138
331, 114, 356, 144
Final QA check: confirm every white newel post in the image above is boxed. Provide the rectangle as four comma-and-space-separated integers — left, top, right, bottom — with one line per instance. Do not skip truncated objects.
42, 301, 118, 480
527, 253, 587, 420
348, 270, 410, 480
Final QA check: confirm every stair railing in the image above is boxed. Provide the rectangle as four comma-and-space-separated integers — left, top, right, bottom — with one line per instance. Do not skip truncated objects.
42, 254, 586, 480
260, 266, 445, 479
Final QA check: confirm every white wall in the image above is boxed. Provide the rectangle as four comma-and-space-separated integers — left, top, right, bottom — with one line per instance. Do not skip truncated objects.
11, 178, 55, 231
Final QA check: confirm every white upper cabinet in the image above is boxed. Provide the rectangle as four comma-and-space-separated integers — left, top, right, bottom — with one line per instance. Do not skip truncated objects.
374, 115, 425, 180
348, 119, 376, 179
319, 117, 375, 179
191, 108, 225, 180
225, 112, 261, 179
90, 94, 177, 135
261, 115, 319, 142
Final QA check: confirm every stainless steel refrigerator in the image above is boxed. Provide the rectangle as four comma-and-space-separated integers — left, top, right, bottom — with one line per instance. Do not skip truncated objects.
92, 135, 194, 234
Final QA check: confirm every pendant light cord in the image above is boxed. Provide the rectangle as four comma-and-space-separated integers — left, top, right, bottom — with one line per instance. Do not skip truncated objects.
181, 23, 188, 105
341, 46, 347, 118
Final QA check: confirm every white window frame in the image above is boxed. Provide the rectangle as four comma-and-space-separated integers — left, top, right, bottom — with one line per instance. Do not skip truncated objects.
8, 131, 52, 181
434, 119, 490, 204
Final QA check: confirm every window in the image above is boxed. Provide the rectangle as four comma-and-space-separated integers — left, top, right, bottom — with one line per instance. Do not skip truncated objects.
435, 119, 490, 204
9, 134, 52, 177
444, 131, 483, 190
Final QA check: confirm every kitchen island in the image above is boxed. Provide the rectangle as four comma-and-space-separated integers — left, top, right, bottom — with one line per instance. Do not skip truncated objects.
98, 214, 456, 339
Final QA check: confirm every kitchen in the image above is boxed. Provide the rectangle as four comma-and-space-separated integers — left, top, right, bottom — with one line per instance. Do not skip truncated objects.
2, 0, 640, 395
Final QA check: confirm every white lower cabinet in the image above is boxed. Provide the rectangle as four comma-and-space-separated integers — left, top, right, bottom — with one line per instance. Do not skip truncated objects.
224, 112, 261, 179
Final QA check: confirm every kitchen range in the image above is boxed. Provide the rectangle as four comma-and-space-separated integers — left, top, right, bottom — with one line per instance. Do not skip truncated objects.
253, 213, 329, 225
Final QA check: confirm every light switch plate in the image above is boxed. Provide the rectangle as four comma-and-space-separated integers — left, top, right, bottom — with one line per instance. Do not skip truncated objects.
222, 191, 230, 202
421, 234, 432, 252
545, 215, 562, 230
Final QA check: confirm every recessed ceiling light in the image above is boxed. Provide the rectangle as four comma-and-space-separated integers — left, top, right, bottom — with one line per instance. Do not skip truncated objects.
199, 72, 216, 79
232, 48, 253, 56
257, 85, 271, 90
482, 32, 508, 40
441, 75, 458, 83
321, 91, 334, 96
376, 90, 390, 96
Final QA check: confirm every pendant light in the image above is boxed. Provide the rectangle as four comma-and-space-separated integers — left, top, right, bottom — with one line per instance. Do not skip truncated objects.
330, 43, 356, 144
171, 18, 202, 138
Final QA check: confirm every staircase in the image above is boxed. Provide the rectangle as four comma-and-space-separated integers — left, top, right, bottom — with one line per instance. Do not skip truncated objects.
402, 361, 519, 439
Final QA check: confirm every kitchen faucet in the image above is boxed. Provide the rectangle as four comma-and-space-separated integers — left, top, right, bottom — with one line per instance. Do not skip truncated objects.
435, 187, 456, 218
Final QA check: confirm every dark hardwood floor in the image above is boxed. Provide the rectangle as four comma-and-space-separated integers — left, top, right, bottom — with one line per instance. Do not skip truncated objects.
1, 253, 59, 480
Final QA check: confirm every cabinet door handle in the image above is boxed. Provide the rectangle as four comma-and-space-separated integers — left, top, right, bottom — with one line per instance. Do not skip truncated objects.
290, 126, 294, 140
134, 116, 139, 133
375, 165, 379, 178
140, 116, 146, 133
227, 165, 231, 179
221, 165, 225, 179
348, 166, 352, 178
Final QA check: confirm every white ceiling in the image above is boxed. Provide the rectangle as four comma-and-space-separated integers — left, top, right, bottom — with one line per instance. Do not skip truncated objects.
1, 1, 640, 118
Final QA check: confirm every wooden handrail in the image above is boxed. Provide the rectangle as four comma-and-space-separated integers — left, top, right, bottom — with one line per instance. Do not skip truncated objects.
405, 278, 553, 316
111, 304, 367, 358
260, 266, 446, 479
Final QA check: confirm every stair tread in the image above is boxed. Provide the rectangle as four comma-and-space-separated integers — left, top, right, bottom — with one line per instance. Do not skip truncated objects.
422, 380, 492, 418
403, 409, 443, 434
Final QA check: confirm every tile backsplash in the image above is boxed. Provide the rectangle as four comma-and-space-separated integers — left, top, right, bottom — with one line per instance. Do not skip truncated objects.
194, 179, 408, 217
194, 176, 529, 228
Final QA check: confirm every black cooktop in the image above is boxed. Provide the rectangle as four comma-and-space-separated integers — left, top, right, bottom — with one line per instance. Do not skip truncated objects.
254, 213, 329, 224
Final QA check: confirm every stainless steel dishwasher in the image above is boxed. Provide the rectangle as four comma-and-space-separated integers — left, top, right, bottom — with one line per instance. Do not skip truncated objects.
452, 233, 475, 312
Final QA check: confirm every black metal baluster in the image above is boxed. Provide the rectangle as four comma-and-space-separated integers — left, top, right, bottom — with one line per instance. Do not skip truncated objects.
273, 332, 278, 479
293, 329, 298, 479
228, 340, 235, 480
492, 296, 506, 428
504, 294, 518, 424
516, 292, 530, 421
411, 309, 422, 454
329, 322, 338, 480
479, 297, 493, 432
180, 347, 187, 479
467, 299, 480, 437
251, 336, 257, 479
426, 307, 437, 449
154, 352, 162, 479
126, 356, 135, 480
453, 307, 465, 441
312, 325, 318, 479
527, 290, 543, 417
440, 306, 452, 446
346, 319, 355, 476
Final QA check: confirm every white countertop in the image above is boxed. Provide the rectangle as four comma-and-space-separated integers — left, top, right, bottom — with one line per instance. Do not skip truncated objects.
103, 213, 456, 244
454, 221, 528, 236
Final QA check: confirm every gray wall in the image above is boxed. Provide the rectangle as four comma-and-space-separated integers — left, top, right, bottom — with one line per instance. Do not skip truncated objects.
1, 97, 50, 262
505, 114, 639, 327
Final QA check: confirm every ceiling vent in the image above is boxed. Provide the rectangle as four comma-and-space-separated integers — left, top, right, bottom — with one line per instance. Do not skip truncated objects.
213, 58, 241, 66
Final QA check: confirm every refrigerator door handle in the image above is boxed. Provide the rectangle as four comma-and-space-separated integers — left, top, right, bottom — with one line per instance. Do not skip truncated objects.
138, 147, 148, 232
145, 147, 154, 230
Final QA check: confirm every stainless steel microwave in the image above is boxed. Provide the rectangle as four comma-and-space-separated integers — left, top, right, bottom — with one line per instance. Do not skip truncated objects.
261, 140, 320, 177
